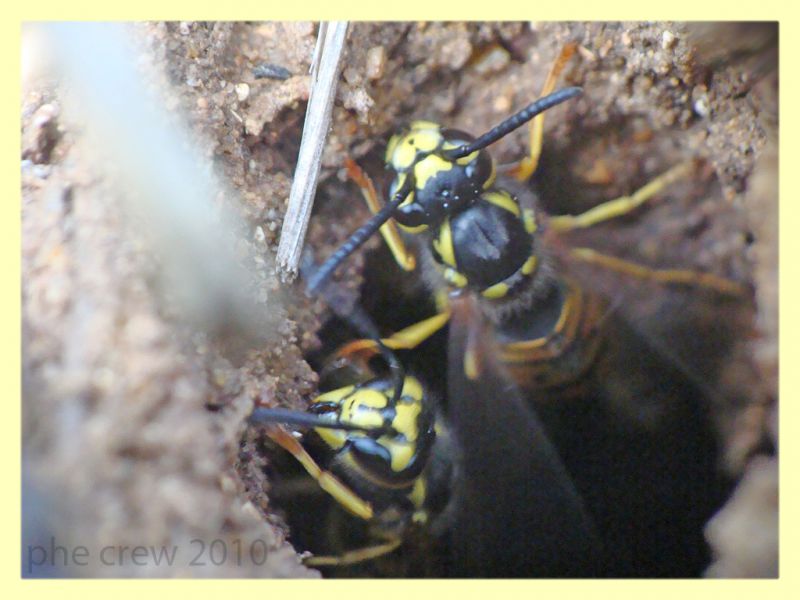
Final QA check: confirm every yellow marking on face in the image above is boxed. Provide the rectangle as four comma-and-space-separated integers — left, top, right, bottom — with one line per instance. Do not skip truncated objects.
523, 208, 537, 234
391, 138, 418, 170
483, 190, 520, 217
390, 127, 442, 170
314, 388, 387, 449
314, 385, 355, 405
342, 389, 387, 428
310, 387, 353, 449
482, 281, 510, 299
392, 400, 422, 443
347, 388, 388, 410
432, 219, 457, 268
414, 154, 453, 190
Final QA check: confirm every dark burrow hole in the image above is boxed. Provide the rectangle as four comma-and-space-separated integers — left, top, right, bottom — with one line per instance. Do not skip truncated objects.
259, 116, 744, 578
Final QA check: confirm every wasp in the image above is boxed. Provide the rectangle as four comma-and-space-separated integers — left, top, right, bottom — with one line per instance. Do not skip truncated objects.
303, 43, 752, 576
251, 268, 602, 577
250, 352, 444, 571
308, 43, 745, 398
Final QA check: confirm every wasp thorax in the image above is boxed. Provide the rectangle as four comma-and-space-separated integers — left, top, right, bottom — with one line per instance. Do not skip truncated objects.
386, 123, 495, 229
428, 188, 536, 295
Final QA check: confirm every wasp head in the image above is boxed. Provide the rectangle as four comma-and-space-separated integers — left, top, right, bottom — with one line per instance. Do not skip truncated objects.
385, 122, 496, 230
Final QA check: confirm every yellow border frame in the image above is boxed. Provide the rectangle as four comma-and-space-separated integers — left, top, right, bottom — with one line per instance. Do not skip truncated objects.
8, 5, 792, 597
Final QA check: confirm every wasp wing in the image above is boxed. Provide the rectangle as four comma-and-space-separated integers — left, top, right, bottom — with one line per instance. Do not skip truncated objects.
540, 193, 757, 428
445, 292, 604, 577
536, 224, 756, 575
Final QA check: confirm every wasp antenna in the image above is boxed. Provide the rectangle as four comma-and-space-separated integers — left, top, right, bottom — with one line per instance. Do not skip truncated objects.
443, 86, 583, 160
250, 406, 386, 433
306, 177, 413, 295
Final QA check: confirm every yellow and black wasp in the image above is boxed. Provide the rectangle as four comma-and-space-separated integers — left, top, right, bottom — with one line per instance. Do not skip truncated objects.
250, 261, 603, 577
303, 43, 753, 576
249, 350, 443, 571
250, 289, 603, 575
309, 43, 743, 394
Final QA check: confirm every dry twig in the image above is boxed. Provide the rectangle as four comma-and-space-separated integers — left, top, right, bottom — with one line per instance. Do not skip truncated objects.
276, 21, 349, 281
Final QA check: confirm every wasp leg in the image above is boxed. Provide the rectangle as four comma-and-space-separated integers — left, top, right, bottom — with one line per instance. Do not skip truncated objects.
549, 160, 696, 232
376, 310, 451, 349
333, 338, 383, 367
568, 247, 747, 296
344, 157, 416, 271
336, 311, 452, 361
511, 42, 578, 183
304, 537, 403, 567
265, 425, 374, 521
